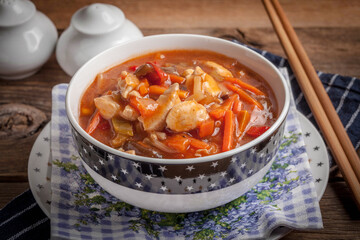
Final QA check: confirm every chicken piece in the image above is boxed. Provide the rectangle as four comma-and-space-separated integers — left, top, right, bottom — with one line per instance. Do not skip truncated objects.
182, 69, 194, 78
190, 75, 206, 102
93, 95, 120, 120
120, 71, 128, 78
139, 83, 181, 131
194, 66, 207, 78
128, 90, 141, 98
166, 100, 209, 132
218, 82, 231, 96
118, 148, 136, 155
205, 61, 233, 80
195, 66, 220, 97
119, 105, 139, 121
118, 83, 133, 99
125, 150, 136, 155
187, 66, 220, 102
118, 72, 140, 99
183, 69, 195, 91
154, 131, 167, 140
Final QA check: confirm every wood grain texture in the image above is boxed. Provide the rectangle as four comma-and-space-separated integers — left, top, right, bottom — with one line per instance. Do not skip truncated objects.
0, 0, 359, 238
32, 0, 360, 29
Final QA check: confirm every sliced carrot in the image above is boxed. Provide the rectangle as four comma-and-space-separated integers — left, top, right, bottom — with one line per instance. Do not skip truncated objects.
163, 134, 191, 152
143, 79, 150, 87
232, 95, 243, 114
189, 137, 211, 149
198, 119, 215, 138
237, 110, 250, 134
129, 96, 158, 117
138, 79, 150, 96
169, 74, 185, 84
165, 133, 211, 150
209, 95, 237, 119
221, 94, 237, 110
149, 85, 188, 100
209, 108, 226, 119
149, 85, 167, 95
224, 82, 264, 110
224, 77, 265, 96
129, 96, 140, 112
139, 79, 149, 88
222, 110, 234, 152
86, 111, 101, 135
178, 90, 189, 100
139, 85, 149, 96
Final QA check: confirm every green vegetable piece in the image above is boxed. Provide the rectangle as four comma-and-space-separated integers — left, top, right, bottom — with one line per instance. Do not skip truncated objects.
111, 118, 134, 136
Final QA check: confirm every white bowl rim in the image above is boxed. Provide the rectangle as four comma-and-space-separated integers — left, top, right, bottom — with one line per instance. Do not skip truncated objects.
66, 34, 290, 165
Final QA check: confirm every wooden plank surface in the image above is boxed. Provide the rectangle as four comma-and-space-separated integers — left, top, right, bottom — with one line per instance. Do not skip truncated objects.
34, 0, 360, 29
0, 0, 359, 239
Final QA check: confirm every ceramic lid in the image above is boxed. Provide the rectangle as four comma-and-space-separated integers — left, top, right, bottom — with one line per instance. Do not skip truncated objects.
71, 3, 125, 35
0, 0, 36, 27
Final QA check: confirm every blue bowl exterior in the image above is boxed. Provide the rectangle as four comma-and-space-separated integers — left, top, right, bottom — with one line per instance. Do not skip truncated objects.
70, 117, 286, 195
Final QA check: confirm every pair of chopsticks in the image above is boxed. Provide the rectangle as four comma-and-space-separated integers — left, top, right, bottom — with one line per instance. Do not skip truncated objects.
262, 0, 360, 209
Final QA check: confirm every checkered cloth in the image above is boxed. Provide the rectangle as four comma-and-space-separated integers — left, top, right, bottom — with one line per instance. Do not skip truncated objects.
49, 65, 322, 239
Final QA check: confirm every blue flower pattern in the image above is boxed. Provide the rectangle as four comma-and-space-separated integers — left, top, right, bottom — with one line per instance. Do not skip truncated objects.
53, 129, 314, 239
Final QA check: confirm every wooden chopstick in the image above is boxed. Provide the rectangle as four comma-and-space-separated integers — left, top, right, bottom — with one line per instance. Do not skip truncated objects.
262, 0, 360, 209
270, 0, 360, 185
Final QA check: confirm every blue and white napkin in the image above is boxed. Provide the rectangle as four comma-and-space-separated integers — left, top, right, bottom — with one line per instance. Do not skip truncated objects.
49, 67, 322, 239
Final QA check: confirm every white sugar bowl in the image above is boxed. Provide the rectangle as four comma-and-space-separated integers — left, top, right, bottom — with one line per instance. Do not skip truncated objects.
0, 0, 58, 80
56, 3, 143, 76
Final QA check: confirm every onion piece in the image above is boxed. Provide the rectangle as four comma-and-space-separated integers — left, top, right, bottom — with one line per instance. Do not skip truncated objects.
123, 141, 162, 158
143, 137, 178, 153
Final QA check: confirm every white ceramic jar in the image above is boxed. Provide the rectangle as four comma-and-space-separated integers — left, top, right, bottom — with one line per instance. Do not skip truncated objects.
56, 3, 143, 76
0, 0, 58, 80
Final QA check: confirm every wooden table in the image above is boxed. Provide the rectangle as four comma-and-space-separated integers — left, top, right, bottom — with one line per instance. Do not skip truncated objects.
1, 0, 359, 239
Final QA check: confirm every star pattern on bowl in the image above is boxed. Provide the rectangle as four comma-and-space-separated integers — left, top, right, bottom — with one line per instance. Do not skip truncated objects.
72, 121, 285, 194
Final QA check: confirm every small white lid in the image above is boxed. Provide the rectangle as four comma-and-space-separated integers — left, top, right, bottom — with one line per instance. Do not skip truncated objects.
0, 0, 36, 27
71, 3, 125, 35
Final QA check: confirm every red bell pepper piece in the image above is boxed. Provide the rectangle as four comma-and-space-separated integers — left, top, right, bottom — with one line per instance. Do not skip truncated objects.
147, 62, 168, 85
98, 119, 110, 130
246, 126, 270, 138
129, 65, 138, 71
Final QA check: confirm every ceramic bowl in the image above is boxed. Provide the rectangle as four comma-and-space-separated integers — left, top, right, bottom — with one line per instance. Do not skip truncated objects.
66, 34, 290, 213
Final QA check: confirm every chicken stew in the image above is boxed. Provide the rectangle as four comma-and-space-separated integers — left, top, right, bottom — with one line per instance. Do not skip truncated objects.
79, 50, 278, 159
